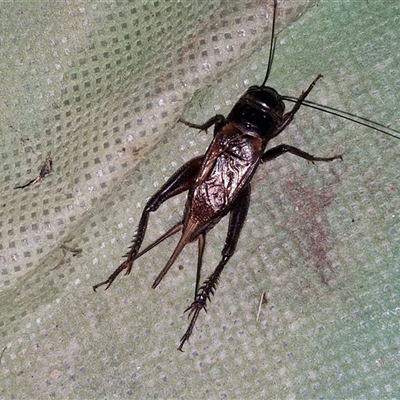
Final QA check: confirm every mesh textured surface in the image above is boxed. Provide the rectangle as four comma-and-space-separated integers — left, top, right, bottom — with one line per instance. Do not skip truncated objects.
1, 0, 400, 398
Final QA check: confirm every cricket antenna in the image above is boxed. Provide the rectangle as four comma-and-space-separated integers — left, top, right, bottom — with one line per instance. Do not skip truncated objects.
261, 0, 278, 87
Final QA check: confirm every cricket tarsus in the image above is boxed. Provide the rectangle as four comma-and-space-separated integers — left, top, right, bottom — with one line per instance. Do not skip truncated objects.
93, 260, 132, 291
178, 303, 204, 352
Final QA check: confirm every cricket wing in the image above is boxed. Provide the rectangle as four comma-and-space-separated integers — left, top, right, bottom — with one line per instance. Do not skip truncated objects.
185, 123, 263, 232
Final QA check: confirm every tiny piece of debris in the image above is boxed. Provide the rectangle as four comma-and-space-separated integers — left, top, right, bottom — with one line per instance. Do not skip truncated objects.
0, 346, 7, 363
53, 240, 82, 270
256, 291, 268, 322
132, 145, 147, 158
14, 156, 53, 189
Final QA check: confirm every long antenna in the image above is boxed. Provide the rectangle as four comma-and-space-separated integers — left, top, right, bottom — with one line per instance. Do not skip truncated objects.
261, 0, 278, 87
281, 96, 400, 141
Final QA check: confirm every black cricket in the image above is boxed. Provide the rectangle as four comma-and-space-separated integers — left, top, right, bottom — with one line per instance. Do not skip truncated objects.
94, 0, 400, 351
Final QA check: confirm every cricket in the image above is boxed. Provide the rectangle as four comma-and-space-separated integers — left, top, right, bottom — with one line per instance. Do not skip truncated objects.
94, 0, 400, 351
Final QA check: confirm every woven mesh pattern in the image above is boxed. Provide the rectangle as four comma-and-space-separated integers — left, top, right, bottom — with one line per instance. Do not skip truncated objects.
1, 0, 399, 398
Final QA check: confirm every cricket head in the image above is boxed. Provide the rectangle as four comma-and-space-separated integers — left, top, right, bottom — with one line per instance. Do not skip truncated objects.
227, 85, 285, 141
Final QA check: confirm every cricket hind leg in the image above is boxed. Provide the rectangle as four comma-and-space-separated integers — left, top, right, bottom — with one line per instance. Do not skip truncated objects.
178, 185, 251, 351
92, 155, 204, 291
195, 233, 206, 300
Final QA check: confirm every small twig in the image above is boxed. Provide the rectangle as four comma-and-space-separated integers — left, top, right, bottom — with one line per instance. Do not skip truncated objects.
0, 346, 7, 363
256, 291, 268, 322
14, 156, 53, 189
61, 243, 83, 256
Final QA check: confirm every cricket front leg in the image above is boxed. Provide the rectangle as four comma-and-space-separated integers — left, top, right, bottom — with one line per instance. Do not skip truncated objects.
93, 155, 204, 291
275, 74, 323, 135
178, 185, 251, 351
179, 114, 226, 136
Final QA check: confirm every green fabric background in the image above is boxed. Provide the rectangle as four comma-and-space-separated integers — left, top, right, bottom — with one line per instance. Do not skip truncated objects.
1, 0, 399, 398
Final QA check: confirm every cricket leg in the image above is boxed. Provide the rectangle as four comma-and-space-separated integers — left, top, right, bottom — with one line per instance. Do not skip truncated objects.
274, 74, 323, 135
178, 185, 251, 351
179, 114, 226, 136
261, 144, 342, 164
195, 233, 206, 300
93, 155, 204, 291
